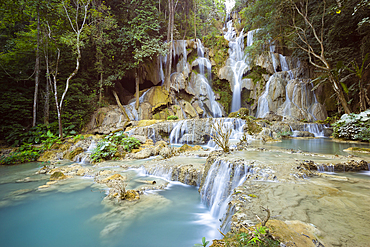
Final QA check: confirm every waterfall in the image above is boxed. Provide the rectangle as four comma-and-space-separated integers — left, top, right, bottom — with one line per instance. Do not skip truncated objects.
200, 159, 252, 231
80, 140, 97, 164
199, 75, 223, 118
255, 75, 275, 118
303, 123, 326, 137
159, 55, 165, 85
224, 20, 249, 113
194, 39, 222, 118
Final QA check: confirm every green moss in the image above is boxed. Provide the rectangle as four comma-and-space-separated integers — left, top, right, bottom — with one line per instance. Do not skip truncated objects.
213, 78, 232, 114
65, 147, 84, 160
50, 171, 66, 181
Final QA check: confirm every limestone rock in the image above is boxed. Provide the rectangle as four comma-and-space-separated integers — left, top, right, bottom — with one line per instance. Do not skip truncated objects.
182, 101, 198, 118
50, 172, 67, 181
147, 86, 171, 111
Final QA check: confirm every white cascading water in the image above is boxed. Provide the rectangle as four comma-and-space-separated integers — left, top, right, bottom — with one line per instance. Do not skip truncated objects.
194, 39, 223, 118
80, 140, 97, 164
200, 160, 253, 231
224, 20, 249, 113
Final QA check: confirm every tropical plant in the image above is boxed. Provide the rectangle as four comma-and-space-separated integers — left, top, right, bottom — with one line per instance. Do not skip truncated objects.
121, 137, 141, 152
0, 144, 41, 165
90, 141, 118, 163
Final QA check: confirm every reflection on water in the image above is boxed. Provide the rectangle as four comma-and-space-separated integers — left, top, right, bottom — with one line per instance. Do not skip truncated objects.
264, 138, 370, 157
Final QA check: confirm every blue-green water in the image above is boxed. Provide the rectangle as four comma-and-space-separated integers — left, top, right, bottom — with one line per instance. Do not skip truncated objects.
265, 138, 370, 156
0, 163, 219, 247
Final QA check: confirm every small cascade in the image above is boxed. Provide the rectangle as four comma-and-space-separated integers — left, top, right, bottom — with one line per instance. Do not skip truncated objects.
125, 90, 150, 121
303, 123, 326, 137
255, 75, 274, 118
270, 45, 278, 73
140, 165, 173, 181
199, 75, 223, 118
169, 120, 188, 144
167, 118, 247, 146
224, 20, 249, 113
80, 140, 97, 164
200, 159, 252, 231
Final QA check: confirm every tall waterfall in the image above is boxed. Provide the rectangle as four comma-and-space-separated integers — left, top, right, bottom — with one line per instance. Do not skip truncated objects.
224, 20, 249, 113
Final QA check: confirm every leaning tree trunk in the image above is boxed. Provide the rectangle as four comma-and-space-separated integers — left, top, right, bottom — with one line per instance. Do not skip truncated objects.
113, 90, 130, 121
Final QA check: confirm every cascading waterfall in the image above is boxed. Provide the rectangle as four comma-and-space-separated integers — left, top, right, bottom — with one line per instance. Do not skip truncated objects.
200, 160, 252, 231
194, 39, 222, 118
224, 20, 249, 113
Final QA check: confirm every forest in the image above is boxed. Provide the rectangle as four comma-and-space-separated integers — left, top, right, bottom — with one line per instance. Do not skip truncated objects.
0, 0, 369, 146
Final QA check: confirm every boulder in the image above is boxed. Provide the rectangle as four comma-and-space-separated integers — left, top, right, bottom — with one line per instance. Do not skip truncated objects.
130, 135, 147, 144
183, 101, 198, 118
147, 86, 171, 111
50, 172, 67, 181
293, 131, 315, 137
159, 147, 172, 158
131, 147, 154, 159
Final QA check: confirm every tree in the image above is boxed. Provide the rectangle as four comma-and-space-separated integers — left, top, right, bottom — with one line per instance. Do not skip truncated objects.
45, 0, 90, 138
288, 0, 351, 114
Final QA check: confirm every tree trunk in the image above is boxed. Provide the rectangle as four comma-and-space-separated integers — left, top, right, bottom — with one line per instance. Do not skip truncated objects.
164, 0, 174, 90
99, 72, 103, 105
33, 5, 40, 127
44, 53, 50, 125
193, 0, 196, 39
113, 90, 130, 121
135, 67, 140, 110
329, 76, 351, 114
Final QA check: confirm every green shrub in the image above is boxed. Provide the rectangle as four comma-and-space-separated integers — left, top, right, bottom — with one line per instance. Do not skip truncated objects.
167, 115, 179, 120
90, 135, 140, 163
90, 141, 118, 163
122, 137, 141, 152
332, 110, 370, 141
0, 144, 41, 165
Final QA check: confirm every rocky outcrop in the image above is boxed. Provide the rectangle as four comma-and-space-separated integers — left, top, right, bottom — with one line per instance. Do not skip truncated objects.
298, 160, 369, 172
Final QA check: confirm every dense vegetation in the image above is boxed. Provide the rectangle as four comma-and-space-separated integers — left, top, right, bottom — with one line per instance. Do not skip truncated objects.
0, 0, 369, 146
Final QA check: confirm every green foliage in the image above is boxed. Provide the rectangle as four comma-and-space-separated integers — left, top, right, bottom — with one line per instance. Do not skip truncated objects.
90, 133, 140, 162
41, 130, 62, 150
121, 137, 141, 152
90, 141, 118, 163
167, 115, 179, 120
0, 144, 41, 165
194, 237, 210, 247
219, 225, 279, 247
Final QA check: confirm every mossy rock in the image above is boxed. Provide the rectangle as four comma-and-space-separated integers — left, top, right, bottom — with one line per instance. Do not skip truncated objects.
122, 190, 140, 201
136, 120, 164, 127
38, 150, 58, 161
228, 112, 238, 118
50, 171, 67, 181
245, 118, 262, 134
238, 108, 249, 116
64, 147, 84, 160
